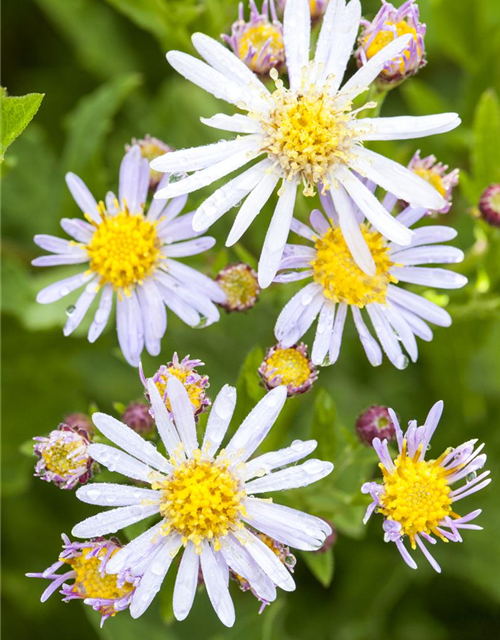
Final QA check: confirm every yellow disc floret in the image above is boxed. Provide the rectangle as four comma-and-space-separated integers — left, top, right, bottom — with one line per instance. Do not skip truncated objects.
238, 23, 284, 72
86, 208, 162, 291
379, 442, 452, 548
154, 450, 245, 550
365, 20, 420, 75
260, 77, 353, 196
265, 347, 311, 388
63, 546, 134, 605
311, 224, 397, 307
42, 437, 86, 477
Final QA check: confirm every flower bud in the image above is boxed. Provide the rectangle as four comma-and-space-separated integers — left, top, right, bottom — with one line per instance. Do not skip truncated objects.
259, 342, 318, 397
216, 263, 260, 312
479, 184, 500, 228
122, 402, 155, 435
63, 412, 94, 436
355, 405, 396, 446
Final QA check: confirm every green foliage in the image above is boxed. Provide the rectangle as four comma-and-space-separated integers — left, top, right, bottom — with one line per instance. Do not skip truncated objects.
0, 88, 44, 162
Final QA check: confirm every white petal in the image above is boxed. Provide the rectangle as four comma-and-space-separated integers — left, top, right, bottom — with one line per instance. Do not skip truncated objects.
391, 245, 464, 266
63, 281, 99, 336
354, 113, 461, 141
167, 376, 198, 455
290, 217, 316, 241
351, 147, 447, 211
200, 544, 235, 627
106, 522, 164, 574
383, 304, 418, 363
284, 0, 311, 91
130, 535, 181, 618
392, 304, 433, 341
244, 498, 331, 551
351, 307, 383, 366
32, 253, 88, 267
192, 32, 269, 98
157, 144, 261, 202
166, 50, 264, 112
258, 180, 297, 288
151, 137, 256, 173
36, 271, 94, 304
313, 0, 346, 80
220, 536, 276, 603
193, 159, 271, 231
201, 113, 262, 134
390, 225, 458, 251
76, 483, 160, 507
60, 217, 94, 243
312, 302, 335, 365
322, 0, 361, 92
71, 503, 160, 538
164, 237, 216, 258
395, 205, 428, 227
116, 292, 144, 367
173, 542, 199, 621
88, 285, 113, 343
275, 283, 322, 345
34, 234, 84, 255
136, 279, 167, 357
243, 439, 318, 481
166, 259, 226, 303
87, 443, 156, 483
329, 302, 347, 364
119, 145, 150, 213
235, 528, 295, 591
330, 182, 376, 275
245, 459, 333, 493
226, 171, 280, 246
92, 412, 172, 472
203, 385, 237, 457
391, 266, 467, 289
386, 285, 451, 327
365, 304, 406, 369
156, 281, 201, 327
226, 386, 288, 461
65, 173, 101, 223
337, 166, 413, 245
146, 378, 182, 455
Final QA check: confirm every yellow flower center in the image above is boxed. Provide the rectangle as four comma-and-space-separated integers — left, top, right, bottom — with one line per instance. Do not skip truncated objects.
265, 348, 311, 387
154, 450, 245, 550
413, 168, 447, 198
63, 546, 134, 606
311, 225, 397, 307
238, 23, 284, 71
86, 210, 162, 291
155, 367, 205, 413
42, 436, 86, 476
365, 21, 420, 75
379, 442, 453, 547
260, 80, 352, 196
219, 265, 259, 309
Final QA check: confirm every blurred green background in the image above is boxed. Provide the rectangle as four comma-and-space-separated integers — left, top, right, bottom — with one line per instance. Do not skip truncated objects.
2, 0, 500, 638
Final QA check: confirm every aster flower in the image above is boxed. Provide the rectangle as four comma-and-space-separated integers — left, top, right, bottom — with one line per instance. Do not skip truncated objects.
408, 150, 459, 214
34, 424, 95, 490
479, 184, 500, 228
356, 0, 426, 87
141, 353, 211, 418
355, 405, 395, 446
259, 342, 318, 396
122, 402, 155, 436
216, 262, 261, 311
151, 0, 459, 288
223, 1, 285, 76
231, 530, 296, 612
33, 145, 225, 367
70, 378, 333, 626
27, 535, 138, 625
362, 401, 491, 572
273, 193, 467, 369
127, 134, 174, 190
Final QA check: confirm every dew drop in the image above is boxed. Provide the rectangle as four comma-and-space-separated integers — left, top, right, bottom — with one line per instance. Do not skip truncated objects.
466, 472, 477, 483
66, 305, 76, 316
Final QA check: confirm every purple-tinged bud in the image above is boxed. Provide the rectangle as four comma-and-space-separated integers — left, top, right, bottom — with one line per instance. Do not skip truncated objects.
216, 263, 260, 312
222, 1, 285, 77
63, 412, 94, 436
408, 150, 459, 214
259, 342, 318, 397
126, 135, 174, 190
355, 405, 396, 447
122, 402, 155, 435
33, 424, 95, 490
356, 1, 426, 88
479, 184, 500, 228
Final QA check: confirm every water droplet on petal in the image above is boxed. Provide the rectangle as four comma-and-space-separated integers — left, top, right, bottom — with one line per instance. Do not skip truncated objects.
66, 305, 76, 316
466, 471, 477, 483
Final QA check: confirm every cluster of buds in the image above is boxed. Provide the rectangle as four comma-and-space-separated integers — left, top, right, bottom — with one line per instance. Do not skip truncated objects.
408, 151, 459, 214
259, 343, 318, 397
355, 405, 396, 447
223, 1, 285, 77
34, 423, 96, 490
230, 531, 296, 612
126, 135, 174, 190
479, 184, 500, 228
216, 263, 261, 312
142, 353, 211, 418
356, 0, 426, 88
27, 535, 138, 625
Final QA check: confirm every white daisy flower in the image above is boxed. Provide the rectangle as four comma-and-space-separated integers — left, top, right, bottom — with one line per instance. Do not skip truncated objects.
273, 191, 467, 369
363, 401, 490, 572
71, 379, 333, 627
151, 0, 460, 287
33, 145, 225, 367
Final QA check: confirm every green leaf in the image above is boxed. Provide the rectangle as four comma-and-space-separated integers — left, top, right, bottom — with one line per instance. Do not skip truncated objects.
400, 78, 451, 117
472, 89, 500, 188
311, 387, 339, 461
300, 548, 335, 588
0, 88, 44, 162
